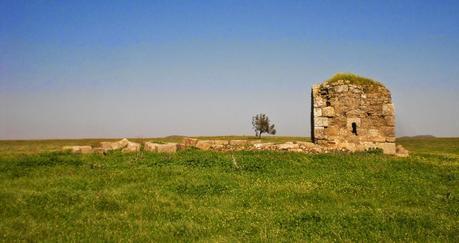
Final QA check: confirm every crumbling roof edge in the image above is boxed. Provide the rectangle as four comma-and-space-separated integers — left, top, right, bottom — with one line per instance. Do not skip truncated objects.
321, 73, 386, 88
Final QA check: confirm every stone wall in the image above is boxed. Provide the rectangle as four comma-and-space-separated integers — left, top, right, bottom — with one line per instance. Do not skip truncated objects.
62, 137, 409, 157
311, 78, 396, 154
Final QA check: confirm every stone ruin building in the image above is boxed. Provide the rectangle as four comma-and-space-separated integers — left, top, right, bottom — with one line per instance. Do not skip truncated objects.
311, 74, 397, 154
62, 73, 409, 157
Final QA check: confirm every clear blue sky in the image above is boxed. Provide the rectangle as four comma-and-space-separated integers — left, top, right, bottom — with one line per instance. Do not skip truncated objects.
1, 0, 458, 139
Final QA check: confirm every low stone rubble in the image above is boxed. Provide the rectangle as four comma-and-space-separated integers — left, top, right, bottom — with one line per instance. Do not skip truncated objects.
395, 144, 410, 157
62, 137, 410, 157
183, 138, 198, 147
156, 143, 179, 153
63, 138, 141, 154
229, 140, 248, 146
63, 145, 93, 154
100, 138, 130, 150
122, 141, 141, 153
144, 142, 158, 152
181, 138, 410, 156
195, 140, 213, 151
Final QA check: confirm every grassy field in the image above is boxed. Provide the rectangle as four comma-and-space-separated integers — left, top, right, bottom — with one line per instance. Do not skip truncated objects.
0, 137, 458, 241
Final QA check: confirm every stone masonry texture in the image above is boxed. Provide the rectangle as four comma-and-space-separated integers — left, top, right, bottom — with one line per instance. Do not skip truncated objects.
311, 76, 396, 154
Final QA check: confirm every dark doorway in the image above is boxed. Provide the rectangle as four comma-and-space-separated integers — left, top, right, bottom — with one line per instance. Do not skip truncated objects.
352, 122, 358, 135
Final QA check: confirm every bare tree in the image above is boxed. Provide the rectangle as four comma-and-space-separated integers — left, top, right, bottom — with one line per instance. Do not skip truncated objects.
252, 114, 277, 138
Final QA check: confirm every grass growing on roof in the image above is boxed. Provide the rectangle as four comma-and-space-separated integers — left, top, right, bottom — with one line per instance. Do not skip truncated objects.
323, 73, 384, 87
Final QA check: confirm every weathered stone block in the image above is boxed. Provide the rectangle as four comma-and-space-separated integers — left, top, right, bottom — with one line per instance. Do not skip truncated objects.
156, 143, 178, 153
382, 104, 394, 116
277, 142, 299, 150
338, 142, 357, 152
386, 136, 396, 143
296, 141, 317, 148
212, 140, 229, 146
335, 85, 349, 92
62, 146, 76, 152
92, 147, 109, 154
384, 116, 395, 126
79, 146, 93, 154
183, 138, 198, 147
314, 127, 325, 139
315, 117, 329, 127
122, 141, 141, 153
100, 138, 130, 150
377, 142, 396, 155
381, 126, 395, 137
312, 85, 321, 95
100, 142, 114, 149
313, 108, 322, 117
253, 143, 274, 149
325, 126, 338, 136
63, 146, 92, 154
396, 144, 409, 157
230, 140, 248, 146
313, 97, 325, 108
368, 129, 380, 137
176, 144, 186, 151
195, 140, 212, 150
144, 142, 158, 152
322, 107, 335, 117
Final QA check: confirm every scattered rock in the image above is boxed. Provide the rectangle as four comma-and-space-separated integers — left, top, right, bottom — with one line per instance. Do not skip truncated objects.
100, 142, 114, 149
338, 142, 357, 152
212, 140, 229, 146
277, 142, 299, 150
366, 142, 396, 155
79, 146, 93, 154
176, 144, 186, 151
289, 148, 304, 153
61, 136, 406, 156
122, 141, 141, 153
100, 138, 129, 150
253, 143, 274, 150
249, 140, 262, 144
62, 146, 77, 152
144, 142, 159, 152
63, 146, 92, 154
396, 144, 409, 157
92, 147, 109, 154
295, 141, 318, 149
183, 137, 198, 147
195, 140, 213, 150
156, 143, 178, 153
230, 140, 248, 146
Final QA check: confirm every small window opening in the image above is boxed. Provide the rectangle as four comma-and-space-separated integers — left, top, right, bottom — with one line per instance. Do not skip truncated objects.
325, 97, 331, 106
352, 122, 358, 135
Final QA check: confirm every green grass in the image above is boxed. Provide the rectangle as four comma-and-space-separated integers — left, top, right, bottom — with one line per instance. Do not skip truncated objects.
323, 73, 384, 87
0, 136, 458, 241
